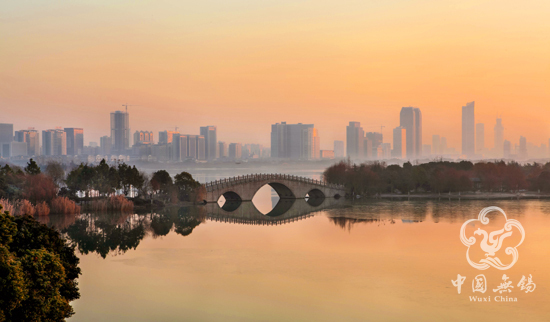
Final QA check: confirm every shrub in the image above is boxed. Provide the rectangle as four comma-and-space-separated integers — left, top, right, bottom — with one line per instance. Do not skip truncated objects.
16, 200, 35, 216
50, 197, 81, 215
35, 202, 50, 216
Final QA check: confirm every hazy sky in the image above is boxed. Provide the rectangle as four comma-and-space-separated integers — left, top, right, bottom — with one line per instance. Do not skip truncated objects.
1, 0, 550, 149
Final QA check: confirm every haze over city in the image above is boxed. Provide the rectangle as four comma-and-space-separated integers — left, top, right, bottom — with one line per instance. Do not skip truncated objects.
2, 1, 550, 149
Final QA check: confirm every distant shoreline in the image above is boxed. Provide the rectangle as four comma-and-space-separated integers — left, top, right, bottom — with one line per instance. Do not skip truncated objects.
375, 192, 550, 200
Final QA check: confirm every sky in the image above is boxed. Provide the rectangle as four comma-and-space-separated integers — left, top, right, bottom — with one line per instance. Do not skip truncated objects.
1, 0, 550, 150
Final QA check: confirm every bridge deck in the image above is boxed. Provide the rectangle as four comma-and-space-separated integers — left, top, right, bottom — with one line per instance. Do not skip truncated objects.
204, 173, 345, 192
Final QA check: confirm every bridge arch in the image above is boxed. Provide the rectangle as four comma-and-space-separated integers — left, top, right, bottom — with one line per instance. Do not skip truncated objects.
204, 174, 347, 203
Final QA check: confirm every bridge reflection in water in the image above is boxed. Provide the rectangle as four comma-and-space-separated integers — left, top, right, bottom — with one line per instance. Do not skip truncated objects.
208, 196, 345, 226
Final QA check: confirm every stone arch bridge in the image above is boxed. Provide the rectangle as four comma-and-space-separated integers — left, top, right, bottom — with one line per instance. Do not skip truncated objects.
204, 173, 346, 203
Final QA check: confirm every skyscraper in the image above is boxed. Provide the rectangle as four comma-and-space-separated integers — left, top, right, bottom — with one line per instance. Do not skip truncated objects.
519, 136, 527, 160
461, 101, 475, 157
271, 122, 318, 160
365, 132, 383, 159
100, 136, 111, 155
229, 143, 242, 159
110, 111, 130, 154
392, 126, 406, 159
14, 129, 40, 156
218, 142, 228, 158
494, 117, 504, 157
42, 129, 66, 156
346, 122, 364, 159
200, 126, 217, 160
475, 123, 484, 155
0, 123, 14, 158
158, 130, 178, 145
64, 128, 84, 155
399, 107, 422, 159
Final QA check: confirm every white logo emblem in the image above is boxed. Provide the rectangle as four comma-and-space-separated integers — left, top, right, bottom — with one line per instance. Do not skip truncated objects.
460, 206, 525, 270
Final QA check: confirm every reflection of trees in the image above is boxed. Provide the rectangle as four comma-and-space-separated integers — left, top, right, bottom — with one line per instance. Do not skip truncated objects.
63, 213, 146, 258
60, 207, 206, 258
329, 217, 379, 231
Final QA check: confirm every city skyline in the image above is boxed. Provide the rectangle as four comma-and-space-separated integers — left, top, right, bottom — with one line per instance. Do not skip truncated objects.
2, 2, 550, 149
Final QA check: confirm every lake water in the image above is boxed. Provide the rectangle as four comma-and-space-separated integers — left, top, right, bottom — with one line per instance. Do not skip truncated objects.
35, 165, 550, 321
37, 196, 550, 322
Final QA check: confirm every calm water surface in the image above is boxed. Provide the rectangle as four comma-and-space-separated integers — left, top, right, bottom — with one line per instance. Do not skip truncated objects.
37, 196, 550, 322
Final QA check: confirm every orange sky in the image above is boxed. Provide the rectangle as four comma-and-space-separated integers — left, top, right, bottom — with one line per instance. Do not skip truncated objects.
1, 1, 550, 149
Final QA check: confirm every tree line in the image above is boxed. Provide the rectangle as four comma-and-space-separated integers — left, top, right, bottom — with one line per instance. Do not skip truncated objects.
323, 160, 550, 196
0, 159, 204, 216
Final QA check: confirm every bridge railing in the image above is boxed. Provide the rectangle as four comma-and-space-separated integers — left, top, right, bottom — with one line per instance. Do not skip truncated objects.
204, 173, 345, 192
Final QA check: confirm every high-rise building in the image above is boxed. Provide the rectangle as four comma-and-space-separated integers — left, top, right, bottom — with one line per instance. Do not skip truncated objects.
494, 118, 504, 157
334, 140, 344, 158
475, 123, 485, 154
432, 135, 440, 155
363, 138, 372, 160
110, 111, 130, 154
271, 122, 318, 160
158, 130, 179, 145
64, 128, 84, 156
312, 129, 320, 159
229, 143, 242, 159
365, 132, 383, 159
100, 136, 112, 155
134, 131, 154, 145
346, 122, 364, 159
461, 101, 475, 157
414, 108, 422, 157
519, 136, 527, 160
42, 129, 66, 156
392, 126, 406, 159
0, 123, 14, 158
380, 143, 392, 159
14, 129, 40, 156
399, 107, 422, 159
183, 135, 205, 160
200, 126, 217, 160
218, 142, 228, 158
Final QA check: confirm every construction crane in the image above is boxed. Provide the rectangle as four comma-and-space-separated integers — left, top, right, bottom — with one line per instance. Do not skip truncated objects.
364, 125, 386, 134
122, 104, 140, 113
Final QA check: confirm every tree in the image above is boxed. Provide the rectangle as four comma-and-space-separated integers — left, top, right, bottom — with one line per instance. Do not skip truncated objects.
174, 172, 201, 201
24, 159, 41, 175
0, 206, 81, 320
45, 161, 65, 188
151, 170, 173, 195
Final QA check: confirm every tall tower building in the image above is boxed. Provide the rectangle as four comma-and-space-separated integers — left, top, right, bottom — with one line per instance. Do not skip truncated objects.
461, 101, 475, 158
414, 108, 422, 157
365, 132, 383, 159
110, 111, 130, 154
494, 117, 504, 157
218, 142, 228, 158
271, 122, 317, 160
399, 107, 422, 159
64, 128, 84, 155
519, 136, 528, 160
0, 123, 14, 158
475, 123, 485, 155
346, 122, 364, 159
15, 129, 40, 156
392, 126, 407, 159
42, 129, 66, 156
200, 126, 217, 160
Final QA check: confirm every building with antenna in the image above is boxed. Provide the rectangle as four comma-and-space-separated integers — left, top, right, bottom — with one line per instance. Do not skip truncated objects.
110, 110, 130, 154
